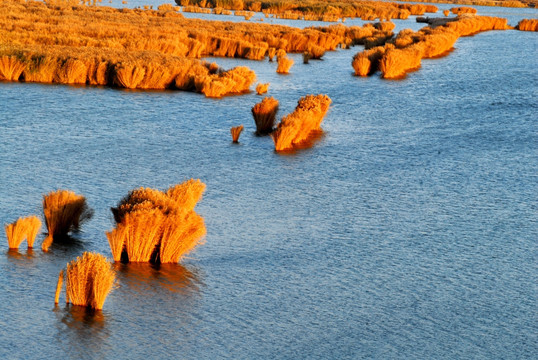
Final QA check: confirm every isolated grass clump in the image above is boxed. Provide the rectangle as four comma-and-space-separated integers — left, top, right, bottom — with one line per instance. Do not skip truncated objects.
256, 82, 269, 95
42, 190, 93, 252
516, 19, 538, 31
450, 7, 477, 15
252, 96, 279, 135
4, 215, 42, 250
276, 49, 294, 74
106, 179, 206, 264
57, 252, 116, 310
271, 94, 332, 151
231, 125, 244, 142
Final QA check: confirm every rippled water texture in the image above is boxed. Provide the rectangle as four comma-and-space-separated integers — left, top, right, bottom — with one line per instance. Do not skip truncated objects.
0, 3, 537, 359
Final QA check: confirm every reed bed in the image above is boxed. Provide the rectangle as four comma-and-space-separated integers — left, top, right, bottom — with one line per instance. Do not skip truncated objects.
183, 0, 438, 21
516, 19, 538, 31
252, 96, 279, 135
4, 215, 42, 250
42, 190, 93, 252
394, 0, 528, 8
271, 94, 332, 151
451, 6, 477, 15
106, 179, 206, 263
353, 16, 510, 79
256, 82, 269, 95
61, 252, 116, 310
231, 125, 244, 142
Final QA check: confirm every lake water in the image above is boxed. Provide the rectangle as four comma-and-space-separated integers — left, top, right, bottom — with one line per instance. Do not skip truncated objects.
0, 3, 537, 359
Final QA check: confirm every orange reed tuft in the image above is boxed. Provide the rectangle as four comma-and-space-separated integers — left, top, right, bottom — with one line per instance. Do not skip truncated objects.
450, 7, 477, 15
256, 82, 269, 95
443, 9, 450, 16
4, 215, 42, 250
252, 96, 279, 135
64, 252, 116, 310
55, 269, 64, 305
42, 190, 93, 252
106, 180, 206, 263
516, 19, 538, 32
0, 55, 26, 81
271, 94, 332, 151
231, 125, 244, 142
276, 49, 294, 74
352, 45, 390, 76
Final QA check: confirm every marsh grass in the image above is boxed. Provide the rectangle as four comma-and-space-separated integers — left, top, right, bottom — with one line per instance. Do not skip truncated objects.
4, 215, 42, 250
252, 96, 279, 135
231, 125, 244, 142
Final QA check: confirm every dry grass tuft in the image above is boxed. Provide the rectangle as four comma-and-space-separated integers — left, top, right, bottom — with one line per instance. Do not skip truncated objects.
55, 269, 64, 305
0, 55, 26, 81
252, 96, 279, 135
42, 190, 93, 251
256, 82, 269, 95
450, 7, 477, 15
64, 252, 116, 310
4, 215, 42, 250
231, 125, 244, 142
276, 49, 294, 74
271, 94, 332, 151
516, 19, 538, 31
106, 180, 206, 263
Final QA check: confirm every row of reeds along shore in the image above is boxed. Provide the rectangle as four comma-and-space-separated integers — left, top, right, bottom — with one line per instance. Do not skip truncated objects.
6, 180, 207, 310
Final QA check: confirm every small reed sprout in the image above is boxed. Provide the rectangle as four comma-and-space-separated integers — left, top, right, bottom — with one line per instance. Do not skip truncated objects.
4, 215, 42, 250
271, 94, 332, 151
106, 179, 206, 263
231, 125, 244, 143
256, 82, 269, 95
252, 96, 279, 135
42, 190, 93, 252
59, 252, 116, 310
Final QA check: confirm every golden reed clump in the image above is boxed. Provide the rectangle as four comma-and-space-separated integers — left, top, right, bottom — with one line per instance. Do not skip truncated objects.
271, 94, 332, 151
516, 19, 538, 32
57, 252, 116, 310
231, 125, 244, 143
450, 7, 477, 15
106, 179, 206, 264
4, 215, 42, 250
276, 49, 294, 74
256, 82, 269, 95
42, 190, 93, 252
353, 16, 510, 79
252, 96, 280, 135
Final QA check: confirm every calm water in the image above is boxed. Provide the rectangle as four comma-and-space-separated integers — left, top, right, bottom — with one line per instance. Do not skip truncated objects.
0, 4, 537, 359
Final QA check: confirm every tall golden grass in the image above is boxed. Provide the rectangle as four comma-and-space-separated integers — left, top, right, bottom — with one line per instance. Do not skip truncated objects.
42, 190, 93, 252
271, 94, 332, 151
4, 215, 42, 250
62, 252, 116, 310
252, 96, 279, 135
55, 269, 64, 305
516, 19, 538, 31
184, 0, 439, 21
231, 125, 244, 142
395, 0, 528, 7
451, 6, 477, 15
106, 180, 206, 263
276, 49, 294, 74
353, 16, 510, 79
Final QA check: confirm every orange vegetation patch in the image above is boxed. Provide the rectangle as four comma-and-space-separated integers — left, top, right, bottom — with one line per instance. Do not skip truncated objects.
4, 215, 42, 250
256, 82, 269, 95
271, 94, 332, 151
252, 96, 279, 135
516, 19, 538, 31
42, 190, 93, 252
184, 0, 438, 21
353, 15, 510, 79
276, 49, 294, 74
451, 6, 477, 15
231, 125, 244, 142
106, 179, 206, 264
62, 252, 116, 310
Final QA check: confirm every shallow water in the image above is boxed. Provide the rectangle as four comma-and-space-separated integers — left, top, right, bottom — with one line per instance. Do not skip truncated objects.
1, 3, 537, 359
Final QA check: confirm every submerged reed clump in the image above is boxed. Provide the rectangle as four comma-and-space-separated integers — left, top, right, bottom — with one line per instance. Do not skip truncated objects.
271, 94, 332, 151
252, 96, 279, 135
59, 252, 116, 310
256, 82, 269, 95
42, 190, 93, 252
231, 125, 244, 143
276, 49, 294, 74
106, 179, 206, 264
4, 215, 42, 250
